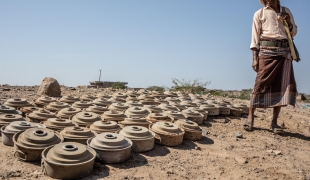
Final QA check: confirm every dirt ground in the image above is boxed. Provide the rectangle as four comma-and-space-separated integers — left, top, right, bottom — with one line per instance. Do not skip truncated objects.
0, 86, 310, 180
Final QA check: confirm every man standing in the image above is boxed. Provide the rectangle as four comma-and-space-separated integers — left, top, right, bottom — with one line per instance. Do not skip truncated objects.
244, 0, 298, 134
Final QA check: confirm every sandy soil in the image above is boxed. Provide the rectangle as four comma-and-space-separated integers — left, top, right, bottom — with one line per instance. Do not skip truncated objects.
0, 86, 310, 180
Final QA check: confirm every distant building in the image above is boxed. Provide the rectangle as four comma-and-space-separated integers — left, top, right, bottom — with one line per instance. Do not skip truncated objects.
89, 81, 128, 88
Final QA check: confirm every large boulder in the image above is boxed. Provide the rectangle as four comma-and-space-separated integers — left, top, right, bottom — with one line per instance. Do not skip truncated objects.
37, 77, 61, 97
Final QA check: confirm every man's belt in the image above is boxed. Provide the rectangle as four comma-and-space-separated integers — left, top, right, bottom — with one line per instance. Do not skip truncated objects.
260, 40, 288, 48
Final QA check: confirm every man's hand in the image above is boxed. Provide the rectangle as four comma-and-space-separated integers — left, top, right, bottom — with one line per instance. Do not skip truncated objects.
280, 12, 291, 22
252, 49, 259, 72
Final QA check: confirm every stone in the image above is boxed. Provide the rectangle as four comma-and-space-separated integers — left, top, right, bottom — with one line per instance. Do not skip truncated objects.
234, 156, 248, 164
274, 151, 282, 155
236, 132, 243, 138
37, 77, 61, 97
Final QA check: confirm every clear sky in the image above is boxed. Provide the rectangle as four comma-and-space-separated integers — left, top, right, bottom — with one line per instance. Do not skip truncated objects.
1, 1, 309, 93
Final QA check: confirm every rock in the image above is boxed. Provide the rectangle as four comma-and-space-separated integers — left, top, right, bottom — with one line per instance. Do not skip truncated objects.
236, 132, 243, 138
274, 151, 282, 155
195, 146, 201, 151
37, 77, 61, 97
234, 156, 248, 164
266, 150, 274, 153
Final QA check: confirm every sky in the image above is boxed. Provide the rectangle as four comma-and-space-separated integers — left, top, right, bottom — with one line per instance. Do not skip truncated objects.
1, 1, 309, 93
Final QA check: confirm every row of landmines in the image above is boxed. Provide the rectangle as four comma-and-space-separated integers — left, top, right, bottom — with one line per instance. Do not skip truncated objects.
0, 90, 249, 179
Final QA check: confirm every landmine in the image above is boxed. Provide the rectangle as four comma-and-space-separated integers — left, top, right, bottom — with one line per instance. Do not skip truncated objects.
182, 109, 204, 125
0, 114, 25, 129
87, 120, 121, 134
45, 102, 70, 112
4, 98, 32, 108
72, 101, 93, 109
1, 121, 39, 146
101, 110, 126, 122
124, 106, 149, 118
92, 98, 112, 107
59, 95, 80, 104
174, 119, 202, 141
60, 126, 96, 144
108, 103, 130, 112
143, 105, 162, 113
80, 94, 96, 101
87, 133, 132, 163
124, 101, 143, 107
146, 113, 173, 123
149, 122, 184, 146
41, 142, 96, 180
57, 107, 82, 119
70, 112, 101, 127
119, 117, 151, 128
118, 126, 155, 152
85, 105, 109, 115
0, 105, 22, 115
34, 96, 56, 107
13, 128, 63, 161
43, 118, 75, 131
26, 110, 57, 123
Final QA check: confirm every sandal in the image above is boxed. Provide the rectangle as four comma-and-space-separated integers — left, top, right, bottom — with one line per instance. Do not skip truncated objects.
271, 125, 284, 135
243, 121, 253, 131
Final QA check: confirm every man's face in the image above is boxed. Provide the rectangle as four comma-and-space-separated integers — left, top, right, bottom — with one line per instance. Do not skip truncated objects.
266, 0, 278, 7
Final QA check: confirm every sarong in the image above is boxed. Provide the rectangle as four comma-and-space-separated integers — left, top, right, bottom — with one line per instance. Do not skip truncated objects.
250, 55, 297, 108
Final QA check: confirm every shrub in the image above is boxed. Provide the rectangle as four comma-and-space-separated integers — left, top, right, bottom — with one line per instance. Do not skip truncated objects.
146, 86, 165, 92
111, 82, 127, 89
170, 78, 210, 94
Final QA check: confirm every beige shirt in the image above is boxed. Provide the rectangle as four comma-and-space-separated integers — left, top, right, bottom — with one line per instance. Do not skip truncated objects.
250, 6, 297, 50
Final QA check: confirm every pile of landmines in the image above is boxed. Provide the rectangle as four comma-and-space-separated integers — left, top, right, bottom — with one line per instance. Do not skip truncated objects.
0, 90, 249, 179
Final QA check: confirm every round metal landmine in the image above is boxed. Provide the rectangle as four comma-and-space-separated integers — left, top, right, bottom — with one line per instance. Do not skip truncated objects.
85, 105, 109, 115
80, 94, 96, 101
41, 142, 96, 180
113, 92, 128, 99
146, 113, 172, 123
19, 106, 43, 115
143, 105, 162, 113
26, 110, 57, 123
169, 102, 187, 111
46, 102, 70, 112
13, 128, 63, 161
1, 121, 39, 146
34, 96, 57, 107
162, 111, 186, 121
199, 104, 220, 116
57, 107, 81, 119
215, 104, 230, 115
59, 96, 80, 104
233, 104, 249, 114
70, 112, 101, 127
43, 118, 75, 131
227, 105, 242, 117
154, 98, 169, 105
149, 122, 184, 147
174, 119, 202, 141
4, 98, 32, 108
60, 126, 96, 145
97, 93, 112, 99
180, 101, 198, 108
164, 91, 177, 97
120, 117, 151, 128
126, 96, 138, 102
87, 120, 121, 134
101, 110, 126, 122
124, 106, 149, 118
182, 110, 204, 125
0, 105, 22, 115
108, 103, 129, 112
0, 114, 25, 127
158, 104, 180, 112
165, 97, 180, 103
87, 133, 132, 163
124, 101, 143, 107
119, 126, 155, 152
71, 101, 93, 109
92, 98, 113, 107
188, 107, 209, 121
